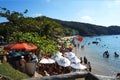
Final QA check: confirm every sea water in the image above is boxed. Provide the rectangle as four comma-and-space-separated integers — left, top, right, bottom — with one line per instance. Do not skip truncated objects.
75, 35, 120, 76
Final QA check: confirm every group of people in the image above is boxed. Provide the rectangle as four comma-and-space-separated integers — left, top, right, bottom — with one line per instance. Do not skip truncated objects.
58, 37, 92, 72
6, 50, 38, 76
1, 36, 92, 77
103, 50, 119, 58
79, 56, 92, 72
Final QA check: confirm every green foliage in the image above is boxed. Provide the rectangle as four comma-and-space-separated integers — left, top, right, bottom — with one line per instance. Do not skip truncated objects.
9, 32, 58, 54
0, 7, 78, 54
35, 16, 64, 39
2, 7, 120, 37
16, 17, 42, 32
0, 7, 27, 24
38, 37, 58, 54
0, 63, 29, 80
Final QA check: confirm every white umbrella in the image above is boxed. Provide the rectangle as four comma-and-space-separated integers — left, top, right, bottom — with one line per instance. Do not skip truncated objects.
57, 57, 70, 67
40, 58, 55, 64
70, 63, 87, 70
47, 58, 55, 64
70, 56, 80, 63
51, 53, 63, 61
56, 51, 62, 56
40, 58, 49, 64
65, 52, 75, 59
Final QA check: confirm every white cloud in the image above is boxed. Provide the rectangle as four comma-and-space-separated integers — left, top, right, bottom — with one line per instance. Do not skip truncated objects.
114, 0, 120, 4
33, 13, 43, 17
106, 0, 120, 8
80, 16, 95, 23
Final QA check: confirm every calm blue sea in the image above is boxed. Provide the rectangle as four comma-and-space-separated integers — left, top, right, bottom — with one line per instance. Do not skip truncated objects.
75, 35, 120, 76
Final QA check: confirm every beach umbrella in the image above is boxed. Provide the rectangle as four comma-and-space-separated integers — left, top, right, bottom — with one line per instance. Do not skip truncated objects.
70, 63, 87, 70
40, 58, 55, 64
70, 56, 80, 63
47, 58, 55, 64
65, 52, 75, 59
40, 58, 49, 64
77, 36, 83, 42
56, 51, 63, 56
57, 57, 70, 67
51, 52, 63, 61
4, 42, 37, 51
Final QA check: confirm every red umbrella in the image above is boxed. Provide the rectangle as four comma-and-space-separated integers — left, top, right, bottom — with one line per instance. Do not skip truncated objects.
4, 42, 37, 51
77, 36, 83, 42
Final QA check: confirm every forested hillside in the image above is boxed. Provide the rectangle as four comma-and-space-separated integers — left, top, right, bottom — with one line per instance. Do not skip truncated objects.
51, 18, 120, 36
1, 7, 120, 37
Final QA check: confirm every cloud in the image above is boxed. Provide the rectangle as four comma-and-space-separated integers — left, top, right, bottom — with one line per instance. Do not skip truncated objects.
106, 0, 120, 8
80, 16, 95, 23
33, 13, 43, 17
114, 0, 120, 4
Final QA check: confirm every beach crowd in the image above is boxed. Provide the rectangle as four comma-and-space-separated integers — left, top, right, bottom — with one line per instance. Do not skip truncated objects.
0, 36, 92, 77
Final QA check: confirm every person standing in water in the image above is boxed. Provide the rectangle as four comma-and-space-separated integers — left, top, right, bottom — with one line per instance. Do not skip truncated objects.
87, 62, 92, 72
84, 56, 88, 64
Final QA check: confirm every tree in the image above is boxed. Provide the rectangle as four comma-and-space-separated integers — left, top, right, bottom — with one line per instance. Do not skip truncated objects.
35, 16, 64, 39
9, 32, 58, 54
0, 7, 28, 24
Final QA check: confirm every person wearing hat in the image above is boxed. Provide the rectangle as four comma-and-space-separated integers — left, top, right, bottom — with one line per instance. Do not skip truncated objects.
20, 56, 26, 73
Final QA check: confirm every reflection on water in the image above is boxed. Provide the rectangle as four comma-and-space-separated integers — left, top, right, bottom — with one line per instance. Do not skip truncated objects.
75, 35, 120, 76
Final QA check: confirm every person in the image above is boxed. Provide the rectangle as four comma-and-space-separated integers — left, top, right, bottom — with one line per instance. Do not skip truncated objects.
79, 57, 83, 64
87, 62, 91, 72
30, 52, 38, 63
84, 56, 88, 64
78, 43, 80, 48
30, 52, 38, 76
116, 73, 120, 79
20, 56, 26, 72
3, 53, 7, 63
81, 45, 84, 49
114, 52, 119, 57
103, 50, 109, 58
38, 50, 44, 63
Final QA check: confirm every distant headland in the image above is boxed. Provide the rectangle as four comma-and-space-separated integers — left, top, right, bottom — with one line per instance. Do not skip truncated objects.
49, 17, 120, 36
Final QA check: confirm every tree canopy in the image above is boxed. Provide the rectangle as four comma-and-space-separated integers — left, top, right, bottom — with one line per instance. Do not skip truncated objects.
0, 7, 75, 54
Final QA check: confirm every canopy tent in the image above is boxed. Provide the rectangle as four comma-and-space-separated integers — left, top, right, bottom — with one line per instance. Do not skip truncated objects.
4, 42, 37, 51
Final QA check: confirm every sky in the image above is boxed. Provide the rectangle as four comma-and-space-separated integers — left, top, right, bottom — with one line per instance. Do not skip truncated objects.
0, 0, 120, 27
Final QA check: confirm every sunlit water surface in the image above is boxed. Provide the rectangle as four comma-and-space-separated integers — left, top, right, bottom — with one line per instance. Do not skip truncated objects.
75, 35, 120, 76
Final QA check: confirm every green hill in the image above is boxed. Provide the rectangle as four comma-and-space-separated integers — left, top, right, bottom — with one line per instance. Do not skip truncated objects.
49, 17, 120, 36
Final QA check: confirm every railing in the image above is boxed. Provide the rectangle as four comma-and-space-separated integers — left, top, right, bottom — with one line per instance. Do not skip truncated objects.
23, 71, 100, 80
